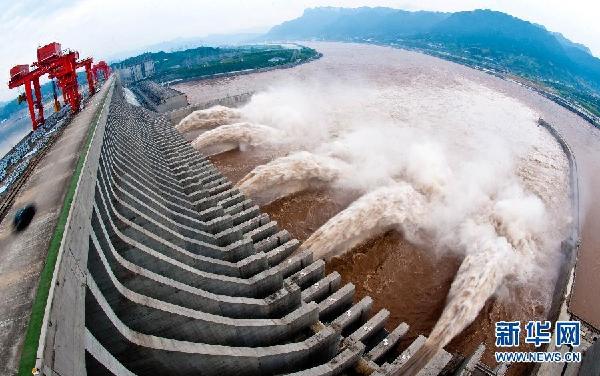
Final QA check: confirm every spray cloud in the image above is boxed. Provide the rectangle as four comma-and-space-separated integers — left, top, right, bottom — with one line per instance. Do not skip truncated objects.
181, 76, 571, 370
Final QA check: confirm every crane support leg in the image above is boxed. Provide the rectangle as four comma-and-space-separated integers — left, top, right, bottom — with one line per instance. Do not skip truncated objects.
32, 77, 45, 126
85, 63, 95, 95
23, 80, 39, 131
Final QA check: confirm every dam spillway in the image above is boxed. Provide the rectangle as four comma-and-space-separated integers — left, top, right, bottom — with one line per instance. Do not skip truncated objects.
31, 79, 502, 376
22, 40, 592, 375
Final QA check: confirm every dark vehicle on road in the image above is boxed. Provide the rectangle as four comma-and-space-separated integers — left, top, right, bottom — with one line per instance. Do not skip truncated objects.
13, 204, 36, 231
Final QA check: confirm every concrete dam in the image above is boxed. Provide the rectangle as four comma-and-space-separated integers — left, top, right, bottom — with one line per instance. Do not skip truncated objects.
28, 77, 505, 376
4, 40, 597, 376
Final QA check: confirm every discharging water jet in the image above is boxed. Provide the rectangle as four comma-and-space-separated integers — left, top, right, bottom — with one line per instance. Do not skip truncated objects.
300, 184, 427, 260
397, 220, 515, 374
176, 105, 241, 133
236, 151, 343, 205
191, 122, 283, 156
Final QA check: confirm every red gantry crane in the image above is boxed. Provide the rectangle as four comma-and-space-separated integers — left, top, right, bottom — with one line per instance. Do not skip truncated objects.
8, 42, 101, 130
92, 60, 111, 82
76, 56, 96, 96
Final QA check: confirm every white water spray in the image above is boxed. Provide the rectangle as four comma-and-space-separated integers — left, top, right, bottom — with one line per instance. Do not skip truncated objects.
183, 77, 571, 372
300, 184, 427, 260
191, 122, 283, 156
176, 105, 241, 133
236, 151, 344, 205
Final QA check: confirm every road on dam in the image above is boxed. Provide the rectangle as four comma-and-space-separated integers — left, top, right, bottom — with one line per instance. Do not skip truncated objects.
0, 81, 112, 375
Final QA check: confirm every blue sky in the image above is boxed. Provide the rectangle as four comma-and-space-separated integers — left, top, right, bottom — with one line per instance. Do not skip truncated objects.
1, 0, 599, 101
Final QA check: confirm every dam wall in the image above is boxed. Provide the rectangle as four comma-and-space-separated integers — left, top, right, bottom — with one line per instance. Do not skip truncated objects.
168, 92, 254, 125
538, 119, 580, 243
31, 81, 502, 375
131, 80, 189, 113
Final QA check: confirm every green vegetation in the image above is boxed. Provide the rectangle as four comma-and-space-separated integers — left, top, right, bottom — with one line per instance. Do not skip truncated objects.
115, 45, 320, 83
550, 82, 600, 118
17, 85, 109, 376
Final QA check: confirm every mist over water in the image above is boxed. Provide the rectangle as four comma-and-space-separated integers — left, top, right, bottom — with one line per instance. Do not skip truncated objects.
178, 77, 570, 371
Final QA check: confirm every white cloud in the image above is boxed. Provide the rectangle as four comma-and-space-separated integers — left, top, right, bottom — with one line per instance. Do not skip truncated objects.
0, 0, 598, 101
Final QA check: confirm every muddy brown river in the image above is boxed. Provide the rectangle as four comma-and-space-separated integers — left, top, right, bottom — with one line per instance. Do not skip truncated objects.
175, 42, 600, 374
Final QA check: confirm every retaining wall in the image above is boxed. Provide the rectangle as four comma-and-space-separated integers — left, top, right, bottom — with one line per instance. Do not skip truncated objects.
533, 118, 590, 375
132, 80, 189, 113
536, 119, 580, 327
168, 92, 254, 125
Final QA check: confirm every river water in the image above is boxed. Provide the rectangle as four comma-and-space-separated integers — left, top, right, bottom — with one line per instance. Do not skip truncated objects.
174, 42, 598, 373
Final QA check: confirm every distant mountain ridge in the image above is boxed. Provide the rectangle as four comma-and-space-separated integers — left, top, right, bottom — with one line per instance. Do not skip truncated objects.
267, 7, 450, 40
264, 7, 600, 96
